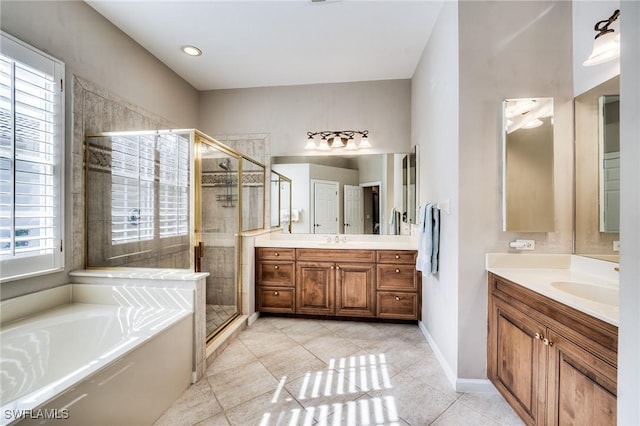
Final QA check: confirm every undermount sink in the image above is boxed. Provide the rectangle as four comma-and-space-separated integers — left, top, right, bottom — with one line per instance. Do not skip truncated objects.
550, 281, 619, 306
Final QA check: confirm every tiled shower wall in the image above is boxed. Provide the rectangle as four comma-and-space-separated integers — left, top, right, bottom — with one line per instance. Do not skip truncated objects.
72, 76, 181, 269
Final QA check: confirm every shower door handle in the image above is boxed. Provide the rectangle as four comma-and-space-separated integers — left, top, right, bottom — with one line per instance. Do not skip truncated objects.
194, 242, 205, 272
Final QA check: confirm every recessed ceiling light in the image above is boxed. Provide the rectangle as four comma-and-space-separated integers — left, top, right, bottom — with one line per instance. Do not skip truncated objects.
181, 45, 202, 57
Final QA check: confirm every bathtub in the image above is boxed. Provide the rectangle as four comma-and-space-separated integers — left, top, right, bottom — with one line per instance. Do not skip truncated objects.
0, 281, 201, 425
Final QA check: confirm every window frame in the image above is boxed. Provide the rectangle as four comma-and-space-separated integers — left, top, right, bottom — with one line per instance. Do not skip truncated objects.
0, 32, 65, 283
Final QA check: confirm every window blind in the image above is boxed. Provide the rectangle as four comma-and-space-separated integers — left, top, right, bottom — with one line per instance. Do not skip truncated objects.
158, 133, 189, 237
111, 135, 155, 244
0, 32, 64, 281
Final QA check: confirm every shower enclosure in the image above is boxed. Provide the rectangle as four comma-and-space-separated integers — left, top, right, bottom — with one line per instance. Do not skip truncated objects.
85, 130, 266, 342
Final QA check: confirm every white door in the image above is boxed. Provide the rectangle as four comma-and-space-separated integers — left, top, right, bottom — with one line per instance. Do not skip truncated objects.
313, 181, 338, 234
344, 185, 364, 234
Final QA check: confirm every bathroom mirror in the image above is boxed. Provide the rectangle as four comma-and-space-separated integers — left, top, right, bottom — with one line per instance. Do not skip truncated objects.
502, 97, 555, 232
574, 76, 620, 261
272, 153, 413, 235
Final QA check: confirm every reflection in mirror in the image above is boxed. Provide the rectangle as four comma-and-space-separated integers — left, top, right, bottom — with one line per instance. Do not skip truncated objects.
272, 154, 413, 235
599, 95, 620, 233
502, 97, 555, 232
240, 157, 265, 232
575, 76, 619, 261
270, 170, 292, 232
270, 172, 280, 228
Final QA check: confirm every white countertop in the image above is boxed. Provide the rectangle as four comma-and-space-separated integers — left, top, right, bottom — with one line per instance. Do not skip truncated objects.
486, 254, 619, 326
254, 233, 418, 251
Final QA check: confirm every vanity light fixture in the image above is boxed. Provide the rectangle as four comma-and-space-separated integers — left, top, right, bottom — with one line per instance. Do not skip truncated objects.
583, 9, 620, 66
304, 130, 371, 151
181, 45, 202, 57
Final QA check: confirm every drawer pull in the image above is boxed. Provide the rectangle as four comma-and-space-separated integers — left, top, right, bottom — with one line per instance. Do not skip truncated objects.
395, 268, 400, 273
274, 252, 279, 257
274, 265, 279, 270
395, 296, 401, 301
274, 291, 279, 296
395, 254, 400, 259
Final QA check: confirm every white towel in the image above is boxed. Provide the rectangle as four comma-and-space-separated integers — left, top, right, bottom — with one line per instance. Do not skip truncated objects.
389, 208, 401, 235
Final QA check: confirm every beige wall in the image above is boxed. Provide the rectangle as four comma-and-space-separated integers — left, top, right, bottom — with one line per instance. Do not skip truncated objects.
411, 0, 460, 381
413, 0, 574, 384
198, 80, 411, 156
0, 1, 198, 299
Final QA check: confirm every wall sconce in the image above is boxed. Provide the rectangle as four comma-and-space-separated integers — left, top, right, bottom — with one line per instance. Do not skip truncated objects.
305, 130, 371, 151
583, 9, 620, 67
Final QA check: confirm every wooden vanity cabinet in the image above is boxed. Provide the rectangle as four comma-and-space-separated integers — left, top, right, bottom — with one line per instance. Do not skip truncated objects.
256, 248, 296, 313
376, 250, 419, 320
488, 273, 617, 426
256, 247, 419, 320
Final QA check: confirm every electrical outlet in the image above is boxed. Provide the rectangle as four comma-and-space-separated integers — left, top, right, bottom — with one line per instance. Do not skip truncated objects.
509, 239, 535, 250
613, 241, 620, 252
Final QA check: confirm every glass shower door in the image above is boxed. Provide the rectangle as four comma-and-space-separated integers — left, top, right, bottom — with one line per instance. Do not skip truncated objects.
194, 134, 241, 341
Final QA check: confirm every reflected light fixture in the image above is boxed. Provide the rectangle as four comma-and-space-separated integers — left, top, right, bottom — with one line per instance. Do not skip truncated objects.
181, 45, 202, 56
583, 9, 620, 67
304, 130, 371, 151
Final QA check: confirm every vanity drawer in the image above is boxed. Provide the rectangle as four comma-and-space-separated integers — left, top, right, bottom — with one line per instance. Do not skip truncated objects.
376, 264, 417, 291
258, 286, 295, 313
296, 249, 375, 263
257, 248, 295, 260
376, 291, 418, 320
257, 261, 295, 286
376, 250, 417, 265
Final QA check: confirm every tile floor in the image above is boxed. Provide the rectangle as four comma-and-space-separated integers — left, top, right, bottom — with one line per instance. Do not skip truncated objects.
155, 317, 524, 426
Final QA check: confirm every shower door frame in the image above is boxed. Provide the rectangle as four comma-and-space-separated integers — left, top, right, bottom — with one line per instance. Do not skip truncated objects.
192, 130, 245, 343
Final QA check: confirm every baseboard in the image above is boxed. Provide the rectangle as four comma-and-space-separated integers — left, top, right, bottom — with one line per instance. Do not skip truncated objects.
248, 311, 260, 326
455, 378, 497, 393
418, 321, 496, 394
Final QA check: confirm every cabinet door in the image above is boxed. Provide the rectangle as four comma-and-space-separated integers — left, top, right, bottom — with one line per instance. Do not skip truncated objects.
296, 261, 335, 315
335, 262, 375, 317
546, 330, 616, 426
488, 299, 546, 425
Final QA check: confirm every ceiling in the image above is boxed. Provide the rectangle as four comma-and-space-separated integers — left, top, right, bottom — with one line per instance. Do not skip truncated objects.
86, 1, 443, 91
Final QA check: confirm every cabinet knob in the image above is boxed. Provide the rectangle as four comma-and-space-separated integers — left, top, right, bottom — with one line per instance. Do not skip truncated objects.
535, 332, 543, 340
543, 338, 553, 346
274, 265, 279, 270
395, 296, 401, 301
395, 268, 400, 273
336, 265, 340, 270
274, 291, 279, 296
395, 254, 400, 259
274, 252, 279, 256
330, 265, 335, 270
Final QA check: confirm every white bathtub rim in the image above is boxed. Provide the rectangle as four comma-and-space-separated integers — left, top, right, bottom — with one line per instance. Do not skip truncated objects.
0, 303, 192, 421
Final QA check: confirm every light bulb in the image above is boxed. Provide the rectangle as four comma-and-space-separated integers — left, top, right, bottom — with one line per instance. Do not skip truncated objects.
304, 137, 317, 150
359, 135, 371, 148
318, 138, 331, 151
583, 32, 620, 66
